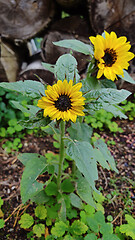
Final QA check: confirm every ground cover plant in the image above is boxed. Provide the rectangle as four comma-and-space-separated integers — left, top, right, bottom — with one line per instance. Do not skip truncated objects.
0, 31, 135, 239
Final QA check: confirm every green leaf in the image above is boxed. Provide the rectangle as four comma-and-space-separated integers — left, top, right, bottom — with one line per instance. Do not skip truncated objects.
100, 222, 113, 235
19, 116, 51, 129
33, 224, 45, 237
103, 234, 120, 240
86, 216, 99, 233
58, 197, 66, 222
46, 204, 60, 219
66, 141, 98, 192
119, 214, 135, 239
20, 153, 48, 203
0, 219, 5, 229
84, 233, 97, 240
51, 221, 68, 237
118, 70, 135, 84
0, 197, 3, 208
11, 101, 39, 117
19, 213, 34, 229
67, 122, 93, 142
94, 211, 105, 226
84, 88, 131, 105
45, 182, 58, 196
71, 220, 88, 235
35, 205, 47, 220
93, 139, 118, 173
55, 54, 80, 82
53, 39, 93, 55
0, 80, 45, 98
70, 193, 83, 209
31, 190, 50, 204
103, 105, 127, 119
76, 171, 96, 208
18, 153, 47, 166
42, 62, 55, 73
93, 191, 105, 203
61, 179, 74, 193
100, 79, 117, 89
64, 235, 73, 240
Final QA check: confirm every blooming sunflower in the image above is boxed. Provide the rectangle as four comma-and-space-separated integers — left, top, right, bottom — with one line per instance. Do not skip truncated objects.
89, 31, 134, 81
37, 79, 85, 122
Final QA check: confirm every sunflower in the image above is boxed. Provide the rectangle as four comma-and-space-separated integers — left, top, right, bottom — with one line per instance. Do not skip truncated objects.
89, 31, 134, 81
37, 79, 85, 122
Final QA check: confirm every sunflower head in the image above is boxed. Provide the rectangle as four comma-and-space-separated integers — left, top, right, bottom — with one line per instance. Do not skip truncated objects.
89, 31, 134, 81
37, 79, 85, 123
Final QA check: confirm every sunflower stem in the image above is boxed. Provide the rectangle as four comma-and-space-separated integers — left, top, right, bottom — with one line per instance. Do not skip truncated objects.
57, 120, 65, 192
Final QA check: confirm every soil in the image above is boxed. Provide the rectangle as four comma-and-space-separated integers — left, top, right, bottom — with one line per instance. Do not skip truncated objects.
0, 118, 135, 240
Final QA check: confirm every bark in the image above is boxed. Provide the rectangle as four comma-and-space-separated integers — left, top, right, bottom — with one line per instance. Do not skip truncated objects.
87, 0, 135, 44
0, 0, 56, 40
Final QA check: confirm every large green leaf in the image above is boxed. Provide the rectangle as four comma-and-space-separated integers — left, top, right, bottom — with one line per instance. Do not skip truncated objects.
103, 105, 127, 119
19, 116, 51, 129
53, 39, 93, 55
42, 62, 55, 73
93, 139, 118, 173
0, 80, 45, 98
66, 141, 98, 191
54, 54, 80, 82
118, 70, 135, 84
67, 122, 93, 142
19, 153, 48, 203
84, 88, 131, 104
11, 101, 39, 117
76, 171, 96, 208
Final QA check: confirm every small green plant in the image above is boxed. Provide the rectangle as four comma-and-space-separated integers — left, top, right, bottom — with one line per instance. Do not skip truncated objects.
116, 214, 135, 240
0, 197, 5, 229
121, 95, 135, 120
85, 109, 123, 133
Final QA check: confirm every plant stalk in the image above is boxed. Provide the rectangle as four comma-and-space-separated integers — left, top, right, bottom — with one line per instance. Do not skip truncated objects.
57, 120, 65, 191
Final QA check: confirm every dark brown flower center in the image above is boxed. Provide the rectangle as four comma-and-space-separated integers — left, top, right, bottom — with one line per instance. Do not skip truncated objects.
55, 94, 72, 111
103, 48, 117, 67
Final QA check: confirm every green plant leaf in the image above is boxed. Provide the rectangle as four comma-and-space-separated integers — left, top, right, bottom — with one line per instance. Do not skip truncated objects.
93, 191, 105, 203
20, 153, 48, 203
103, 105, 127, 119
118, 70, 135, 84
45, 182, 58, 196
18, 153, 47, 166
71, 220, 88, 235
0, 219, 5, 229
86, 216, 99, 233
42, 62, 55, 73
53, 39, 93, 55
67, 122, 93, 142
70, 193, 83, 209
100, 222, 113, 235
0, 197, 3, 208
93, 139, 118, 173
61, 179, 75, 193
84, 88, 131, 105
76, 171, 96, 208
119, 214, 135, 239
100, 79, 117, 89
54, 54, 80, 82
19, 115, 51, 129
64, 235, 73, 240
84, 233, 97, 240
102, 234, 120, 240
0, 80, 45, 98
35, 205, 47, 220
51, 221, 68, 237
19, 213, 34, 229
33, 223, 45, 237
11, 101, 39, 117
66, 141, 98, 192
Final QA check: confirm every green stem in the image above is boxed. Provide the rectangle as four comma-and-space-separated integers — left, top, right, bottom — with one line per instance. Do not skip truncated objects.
57, 120, 65, 191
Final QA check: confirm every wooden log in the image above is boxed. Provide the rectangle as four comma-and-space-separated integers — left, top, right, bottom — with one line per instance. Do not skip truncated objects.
87, 0, 135, 44
0, 0, 57, 40
41, 15, 92, 73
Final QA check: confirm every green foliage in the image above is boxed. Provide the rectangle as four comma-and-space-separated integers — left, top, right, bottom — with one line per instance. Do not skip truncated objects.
71, 220, 88, 235
34, 205, 47, 220
33, 223, 45, 237
0, 197, 4, 229
19, 213, 34, 229
51, 221, 68, 237
119, 214, 135, 239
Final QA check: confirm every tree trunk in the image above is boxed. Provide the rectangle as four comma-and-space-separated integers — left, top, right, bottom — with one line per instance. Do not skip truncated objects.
0, 0, 57, 40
